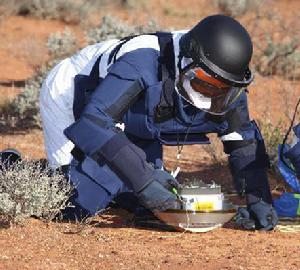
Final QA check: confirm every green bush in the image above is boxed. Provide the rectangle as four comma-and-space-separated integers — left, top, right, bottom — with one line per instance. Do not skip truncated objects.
0, 160, 73, 223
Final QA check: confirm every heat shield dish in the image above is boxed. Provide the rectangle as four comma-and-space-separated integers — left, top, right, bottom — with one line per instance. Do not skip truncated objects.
154, 203, 237, 233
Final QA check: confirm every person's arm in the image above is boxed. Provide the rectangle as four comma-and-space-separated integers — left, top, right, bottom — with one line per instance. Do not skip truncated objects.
64, 50, 178, 210
284, 124, 300, 177
218, 91, 278, 230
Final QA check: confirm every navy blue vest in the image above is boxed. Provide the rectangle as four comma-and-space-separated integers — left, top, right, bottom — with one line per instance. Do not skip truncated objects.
73, 33, 229, 146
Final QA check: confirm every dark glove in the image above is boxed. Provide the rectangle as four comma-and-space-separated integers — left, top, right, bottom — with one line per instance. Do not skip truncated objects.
150, 169, 180, 191
136, 169, 179, 212
235, 195, 278, 231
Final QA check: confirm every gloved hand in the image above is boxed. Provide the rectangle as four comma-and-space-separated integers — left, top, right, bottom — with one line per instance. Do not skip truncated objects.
136, 169, 180, 212
151, 169, 180, 191
235, 196, 278, 231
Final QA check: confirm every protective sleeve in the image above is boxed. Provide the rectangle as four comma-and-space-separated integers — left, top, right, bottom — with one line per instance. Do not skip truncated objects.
284, 124, 300, 177
218, 92, 272, 204
64, 62, 145, 156
64, 51, 162, 192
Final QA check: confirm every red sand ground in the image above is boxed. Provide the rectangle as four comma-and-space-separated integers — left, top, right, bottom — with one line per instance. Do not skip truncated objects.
0, 1, 300, 269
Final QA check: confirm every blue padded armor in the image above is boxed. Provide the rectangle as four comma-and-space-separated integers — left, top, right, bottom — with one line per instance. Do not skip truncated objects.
64, 47, 272, 213
284, 124, 300, 177
220, 94, 272, 203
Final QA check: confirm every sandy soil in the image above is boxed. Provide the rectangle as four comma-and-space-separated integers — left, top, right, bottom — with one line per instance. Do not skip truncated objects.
0, 1, 300, 269
1, 215, 300, 270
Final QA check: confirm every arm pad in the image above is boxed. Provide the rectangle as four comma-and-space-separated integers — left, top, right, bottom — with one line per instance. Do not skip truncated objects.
284, 124, 300, 177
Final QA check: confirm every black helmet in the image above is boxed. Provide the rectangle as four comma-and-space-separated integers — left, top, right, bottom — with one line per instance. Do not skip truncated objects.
179, 14, 253, 87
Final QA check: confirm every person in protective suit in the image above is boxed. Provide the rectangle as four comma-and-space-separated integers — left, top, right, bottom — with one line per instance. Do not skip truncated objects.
279, 99, 300, 178
283, 124, 300, 176
40, 14, 278, 230
272, 96, 300, 218
273, 121, 300, 218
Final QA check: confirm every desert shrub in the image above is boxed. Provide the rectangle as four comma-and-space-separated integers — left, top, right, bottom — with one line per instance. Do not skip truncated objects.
0, 100, 18, 131
215, 0, 261, 17
0, 160, 73, 223
2, 15, 160, 130
85, 15, 160, 44
47, 28, 78, 59
0, 72, 46, 130
8, 77, 42, 128
121, 0, 147, 9
250, 11, 300, 80
5, 63, 54, 129
253, 34, 300, 79
1, 29, 78, 129
162, 4, 192, 18
0, 0, 113, 24
257, 120, 286, 175
202, 134, 228, 166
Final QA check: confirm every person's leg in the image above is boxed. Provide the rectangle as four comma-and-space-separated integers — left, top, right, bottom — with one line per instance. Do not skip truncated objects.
61, 156, 125, 220
62, 138, 164, 218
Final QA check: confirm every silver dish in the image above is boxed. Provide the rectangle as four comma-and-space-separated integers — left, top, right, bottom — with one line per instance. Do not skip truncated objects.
154, 202, 237, 233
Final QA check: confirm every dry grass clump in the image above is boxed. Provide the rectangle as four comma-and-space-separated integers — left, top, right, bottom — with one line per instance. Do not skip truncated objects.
215, 0, 261, 17
0, 160, 73, 224
85, 15, 160, 44
253, 31, 300, 80
249, 11, 300, 80
258, 120, 286, 175
0, 0, 147, 24
0, 28, 77, 130
0, 15, 160, 130
0, 67, 49, 130
47, 28, 78, 59
0, 0, 114, 24
121, 0, 148, 9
